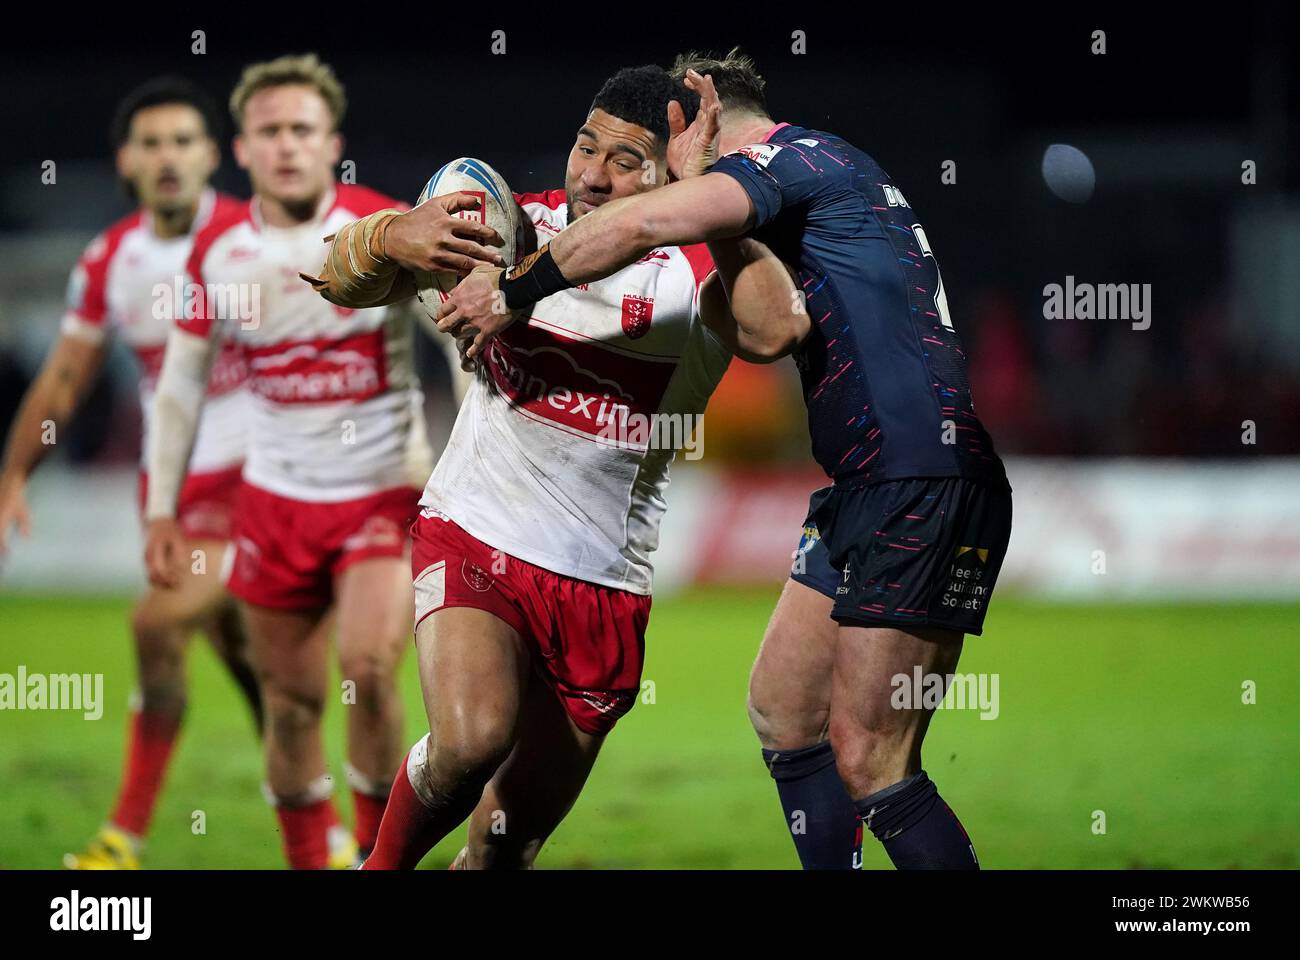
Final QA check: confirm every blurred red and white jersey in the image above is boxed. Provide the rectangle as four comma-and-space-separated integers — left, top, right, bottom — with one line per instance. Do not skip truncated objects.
62, 188, 249, 474
180, 184, 431, 502
420, 190, 730, 595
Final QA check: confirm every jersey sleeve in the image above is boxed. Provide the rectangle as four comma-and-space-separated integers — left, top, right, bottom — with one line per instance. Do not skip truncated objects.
679, 243, 731, 358
709, 142, 824, 230
60, 234, 113, 342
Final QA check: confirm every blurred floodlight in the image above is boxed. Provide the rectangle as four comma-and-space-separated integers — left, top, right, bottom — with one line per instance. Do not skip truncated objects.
1042, 143, 1096, 204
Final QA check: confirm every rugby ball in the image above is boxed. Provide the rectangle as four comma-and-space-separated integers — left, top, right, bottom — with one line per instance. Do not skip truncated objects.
411, 157, 523, 322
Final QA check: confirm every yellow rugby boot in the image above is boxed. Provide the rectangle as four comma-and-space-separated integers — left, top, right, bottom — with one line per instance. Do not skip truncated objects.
327, 824, 361, 870
63, 826, 142, 870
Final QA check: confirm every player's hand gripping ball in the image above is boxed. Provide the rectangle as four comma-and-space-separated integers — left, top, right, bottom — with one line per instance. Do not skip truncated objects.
409, 158, 524, 324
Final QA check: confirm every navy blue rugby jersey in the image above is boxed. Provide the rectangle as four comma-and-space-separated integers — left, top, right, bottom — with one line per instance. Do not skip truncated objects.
710, 123, 1007, 488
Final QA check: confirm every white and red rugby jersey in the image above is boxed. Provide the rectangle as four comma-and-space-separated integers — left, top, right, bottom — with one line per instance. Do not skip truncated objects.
420, 189, 731, 595
62, 188, 249, 474
179, 184, 432, 503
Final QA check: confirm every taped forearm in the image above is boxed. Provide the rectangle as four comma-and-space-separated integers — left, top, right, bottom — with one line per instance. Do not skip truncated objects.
145, 328, 216, 520
301, 209, 414, 308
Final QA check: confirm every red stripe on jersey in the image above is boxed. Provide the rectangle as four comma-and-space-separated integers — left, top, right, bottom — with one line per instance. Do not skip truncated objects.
513, 189, 567, 211
133, 339, 247, 396
181, 198, 254, 338
483, 318, 677, 442
679, 243, 715, 290
243, 329, 388, 404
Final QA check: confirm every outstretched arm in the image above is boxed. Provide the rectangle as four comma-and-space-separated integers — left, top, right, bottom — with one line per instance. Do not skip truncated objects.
0, 331, 107, 553
437, 173, 755, 359
143, 325, 219, 587
549, 172, 754, 282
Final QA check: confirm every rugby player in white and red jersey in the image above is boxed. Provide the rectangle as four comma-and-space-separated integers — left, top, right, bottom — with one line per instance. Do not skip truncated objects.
140, 55, 504, 869
0, 77, 259, 870
307, 66, 799, 868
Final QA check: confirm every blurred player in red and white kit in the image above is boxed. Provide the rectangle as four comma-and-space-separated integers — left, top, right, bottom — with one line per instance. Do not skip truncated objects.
141, 55, 503, 869
0, 78, 259, 869
307, 66, 798, 868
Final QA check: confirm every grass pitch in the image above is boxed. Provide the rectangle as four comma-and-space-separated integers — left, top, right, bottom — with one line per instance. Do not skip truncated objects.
0, 589, 1296, 869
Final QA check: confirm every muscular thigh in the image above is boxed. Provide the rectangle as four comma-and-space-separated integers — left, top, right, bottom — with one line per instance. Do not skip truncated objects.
133, 537, 234, 633
831, 624, 963, 736
415, 607, 529, 749
334, 556, 412, 670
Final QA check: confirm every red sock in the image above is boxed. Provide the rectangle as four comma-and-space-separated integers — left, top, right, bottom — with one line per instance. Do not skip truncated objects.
108, 708, 183, 836
275, 798, 340, 870
352, 788, 389, 854
361, 748, 441, 870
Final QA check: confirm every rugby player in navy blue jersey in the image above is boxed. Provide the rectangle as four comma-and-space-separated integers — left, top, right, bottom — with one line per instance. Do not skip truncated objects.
437, 51, 1012, 870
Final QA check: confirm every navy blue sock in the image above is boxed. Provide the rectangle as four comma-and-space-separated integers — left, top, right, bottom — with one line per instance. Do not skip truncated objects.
854, 771, 978, 870
762, 741, 862, 870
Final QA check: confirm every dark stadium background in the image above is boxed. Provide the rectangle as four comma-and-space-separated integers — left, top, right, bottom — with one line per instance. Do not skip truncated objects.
2, 5, 1297, 462
0, 4, 1296, 870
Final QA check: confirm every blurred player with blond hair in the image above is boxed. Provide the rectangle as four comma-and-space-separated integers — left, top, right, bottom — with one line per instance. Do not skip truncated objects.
142, 54, 503, 868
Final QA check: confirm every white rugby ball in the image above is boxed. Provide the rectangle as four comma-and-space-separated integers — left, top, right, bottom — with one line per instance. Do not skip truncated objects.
412, 157, 523, 322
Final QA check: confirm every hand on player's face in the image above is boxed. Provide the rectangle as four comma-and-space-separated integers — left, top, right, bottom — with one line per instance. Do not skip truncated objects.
436, 265, 515, 361
667, 70, 723, 180
384, 193, 505, 275
143, 518, 186, 590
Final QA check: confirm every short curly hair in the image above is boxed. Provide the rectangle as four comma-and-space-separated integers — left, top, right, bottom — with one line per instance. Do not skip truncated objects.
589, 65, 700, 153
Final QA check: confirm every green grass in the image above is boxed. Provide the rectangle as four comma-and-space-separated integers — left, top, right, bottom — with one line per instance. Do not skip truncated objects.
0, 590, 1296, 869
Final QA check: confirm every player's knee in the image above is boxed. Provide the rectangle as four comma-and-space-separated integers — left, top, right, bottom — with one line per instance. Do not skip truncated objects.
746, 689, 780, 745
262, 686, 325, 738
429, 719, 514, 784
130, 600, 186, 650
828, 713, 906, 790
338, 651, 398, 713
747, 677, 828, 750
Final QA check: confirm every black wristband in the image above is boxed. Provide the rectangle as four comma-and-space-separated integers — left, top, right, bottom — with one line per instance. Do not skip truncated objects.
499, 245, 573, 311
